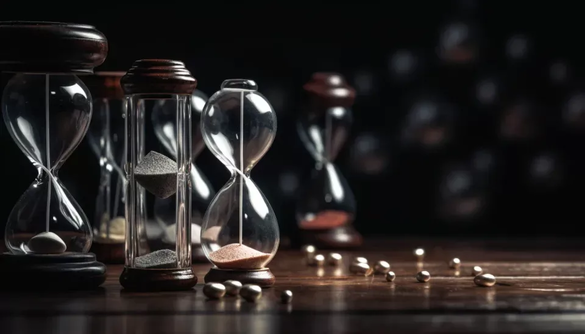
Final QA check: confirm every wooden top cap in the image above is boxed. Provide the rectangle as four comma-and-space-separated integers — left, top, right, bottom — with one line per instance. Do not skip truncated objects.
303, 72, 356, 108
0, 21, 108, 74
121, 59, 197, 95
84, 71, 125, 99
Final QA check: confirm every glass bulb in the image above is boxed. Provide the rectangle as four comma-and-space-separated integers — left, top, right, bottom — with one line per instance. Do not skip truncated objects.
200, 79, 279, 270
151, 89, 215, 249
2, 73, 93, 254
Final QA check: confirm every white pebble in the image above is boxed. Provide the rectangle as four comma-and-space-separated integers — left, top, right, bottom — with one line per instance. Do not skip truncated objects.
374, 261, 391, 274
240, 284, 262, 302
203, 283, 226, 299
302, 245, 316, 256
414, 248, 425, 260
328, 253, 343, 266
416, 270, 431, 282
472, 266, 483, 276
474, 273, 496, 287
350, 262, 373, 276
27, 232, 67, 254
449, 258, 461, 269
310, 254, 325, 266
223, 280, 242, 296
281, 290, 293, 304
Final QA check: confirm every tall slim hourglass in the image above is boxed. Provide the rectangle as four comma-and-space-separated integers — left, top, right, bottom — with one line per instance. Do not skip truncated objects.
296, 73, 363, 249
200, 79, 279, 287
119, 59, 198, 291
0, 21, 108, 289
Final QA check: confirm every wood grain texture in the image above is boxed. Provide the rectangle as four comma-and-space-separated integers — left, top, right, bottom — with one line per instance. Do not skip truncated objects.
121, 59, 196, 95
0, 21, 107, 74
0, 252, 106, 290
1, 238, 585, 333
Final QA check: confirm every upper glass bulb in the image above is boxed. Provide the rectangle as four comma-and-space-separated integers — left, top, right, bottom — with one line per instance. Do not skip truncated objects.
200, 79, 279, 270
2, 74, 93, 254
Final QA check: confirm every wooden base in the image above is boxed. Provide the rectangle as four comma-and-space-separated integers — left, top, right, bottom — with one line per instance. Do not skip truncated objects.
204, 267, 275, 287
0, 252, 106, 290
91, 241, 125, 264
300, 225, 363, 249
119, 267, 197, 291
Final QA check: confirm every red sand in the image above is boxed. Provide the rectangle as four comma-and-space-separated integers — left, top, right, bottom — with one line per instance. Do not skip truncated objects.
299, 210, 350, 230
209, 243, 271, 269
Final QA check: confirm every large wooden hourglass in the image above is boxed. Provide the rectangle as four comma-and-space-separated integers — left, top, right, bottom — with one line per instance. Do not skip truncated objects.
296, 73, 363, 249
119, 59, 198, 291
201, 79, 279, 287
0, 22, 108, 289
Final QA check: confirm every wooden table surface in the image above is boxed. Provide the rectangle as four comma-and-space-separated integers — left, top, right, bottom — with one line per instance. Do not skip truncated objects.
1, 238, 585, 334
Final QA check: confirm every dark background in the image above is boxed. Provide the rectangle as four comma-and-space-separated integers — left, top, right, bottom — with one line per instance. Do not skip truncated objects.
1, 1, 584, 239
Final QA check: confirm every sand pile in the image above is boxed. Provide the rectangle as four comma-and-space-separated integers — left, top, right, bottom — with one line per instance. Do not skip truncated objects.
209, 243, 271, 269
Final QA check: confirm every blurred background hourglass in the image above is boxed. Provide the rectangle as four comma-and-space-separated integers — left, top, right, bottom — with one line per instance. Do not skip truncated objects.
85, 72, 127, 263
296, 73, 362, 249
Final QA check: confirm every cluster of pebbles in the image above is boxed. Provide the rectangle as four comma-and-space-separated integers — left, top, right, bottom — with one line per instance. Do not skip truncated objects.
302, 245, 497, 287
202, 280, 293, 304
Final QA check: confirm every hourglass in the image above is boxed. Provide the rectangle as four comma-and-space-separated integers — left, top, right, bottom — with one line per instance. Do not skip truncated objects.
151, 89, 215, 262
119, 59, 198, 291
0, 22, 108, 289
84, 72, 128, 263
200, 79, 279, 287
296, 73, 363, 249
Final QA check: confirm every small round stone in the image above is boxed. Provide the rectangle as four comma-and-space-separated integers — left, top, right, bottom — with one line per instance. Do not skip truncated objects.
28, 231, 67, 254
240, 284, 262, 302
414, 248, 425, 259
350, 262, 373, 275
385, 271, 396, 282
374, 260, 391, 274
471, 266, 483, 276
203, 283, 226, 299
310, 254, 325, 266
280, 290, 293, 304
223, 280, 242, 296
302, 245, 316, 256
353, 257, 368, 264
474, 273, 496, 287
328, 253, 343, 266
416, 270, 431, 282
449, 258, 461, 269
